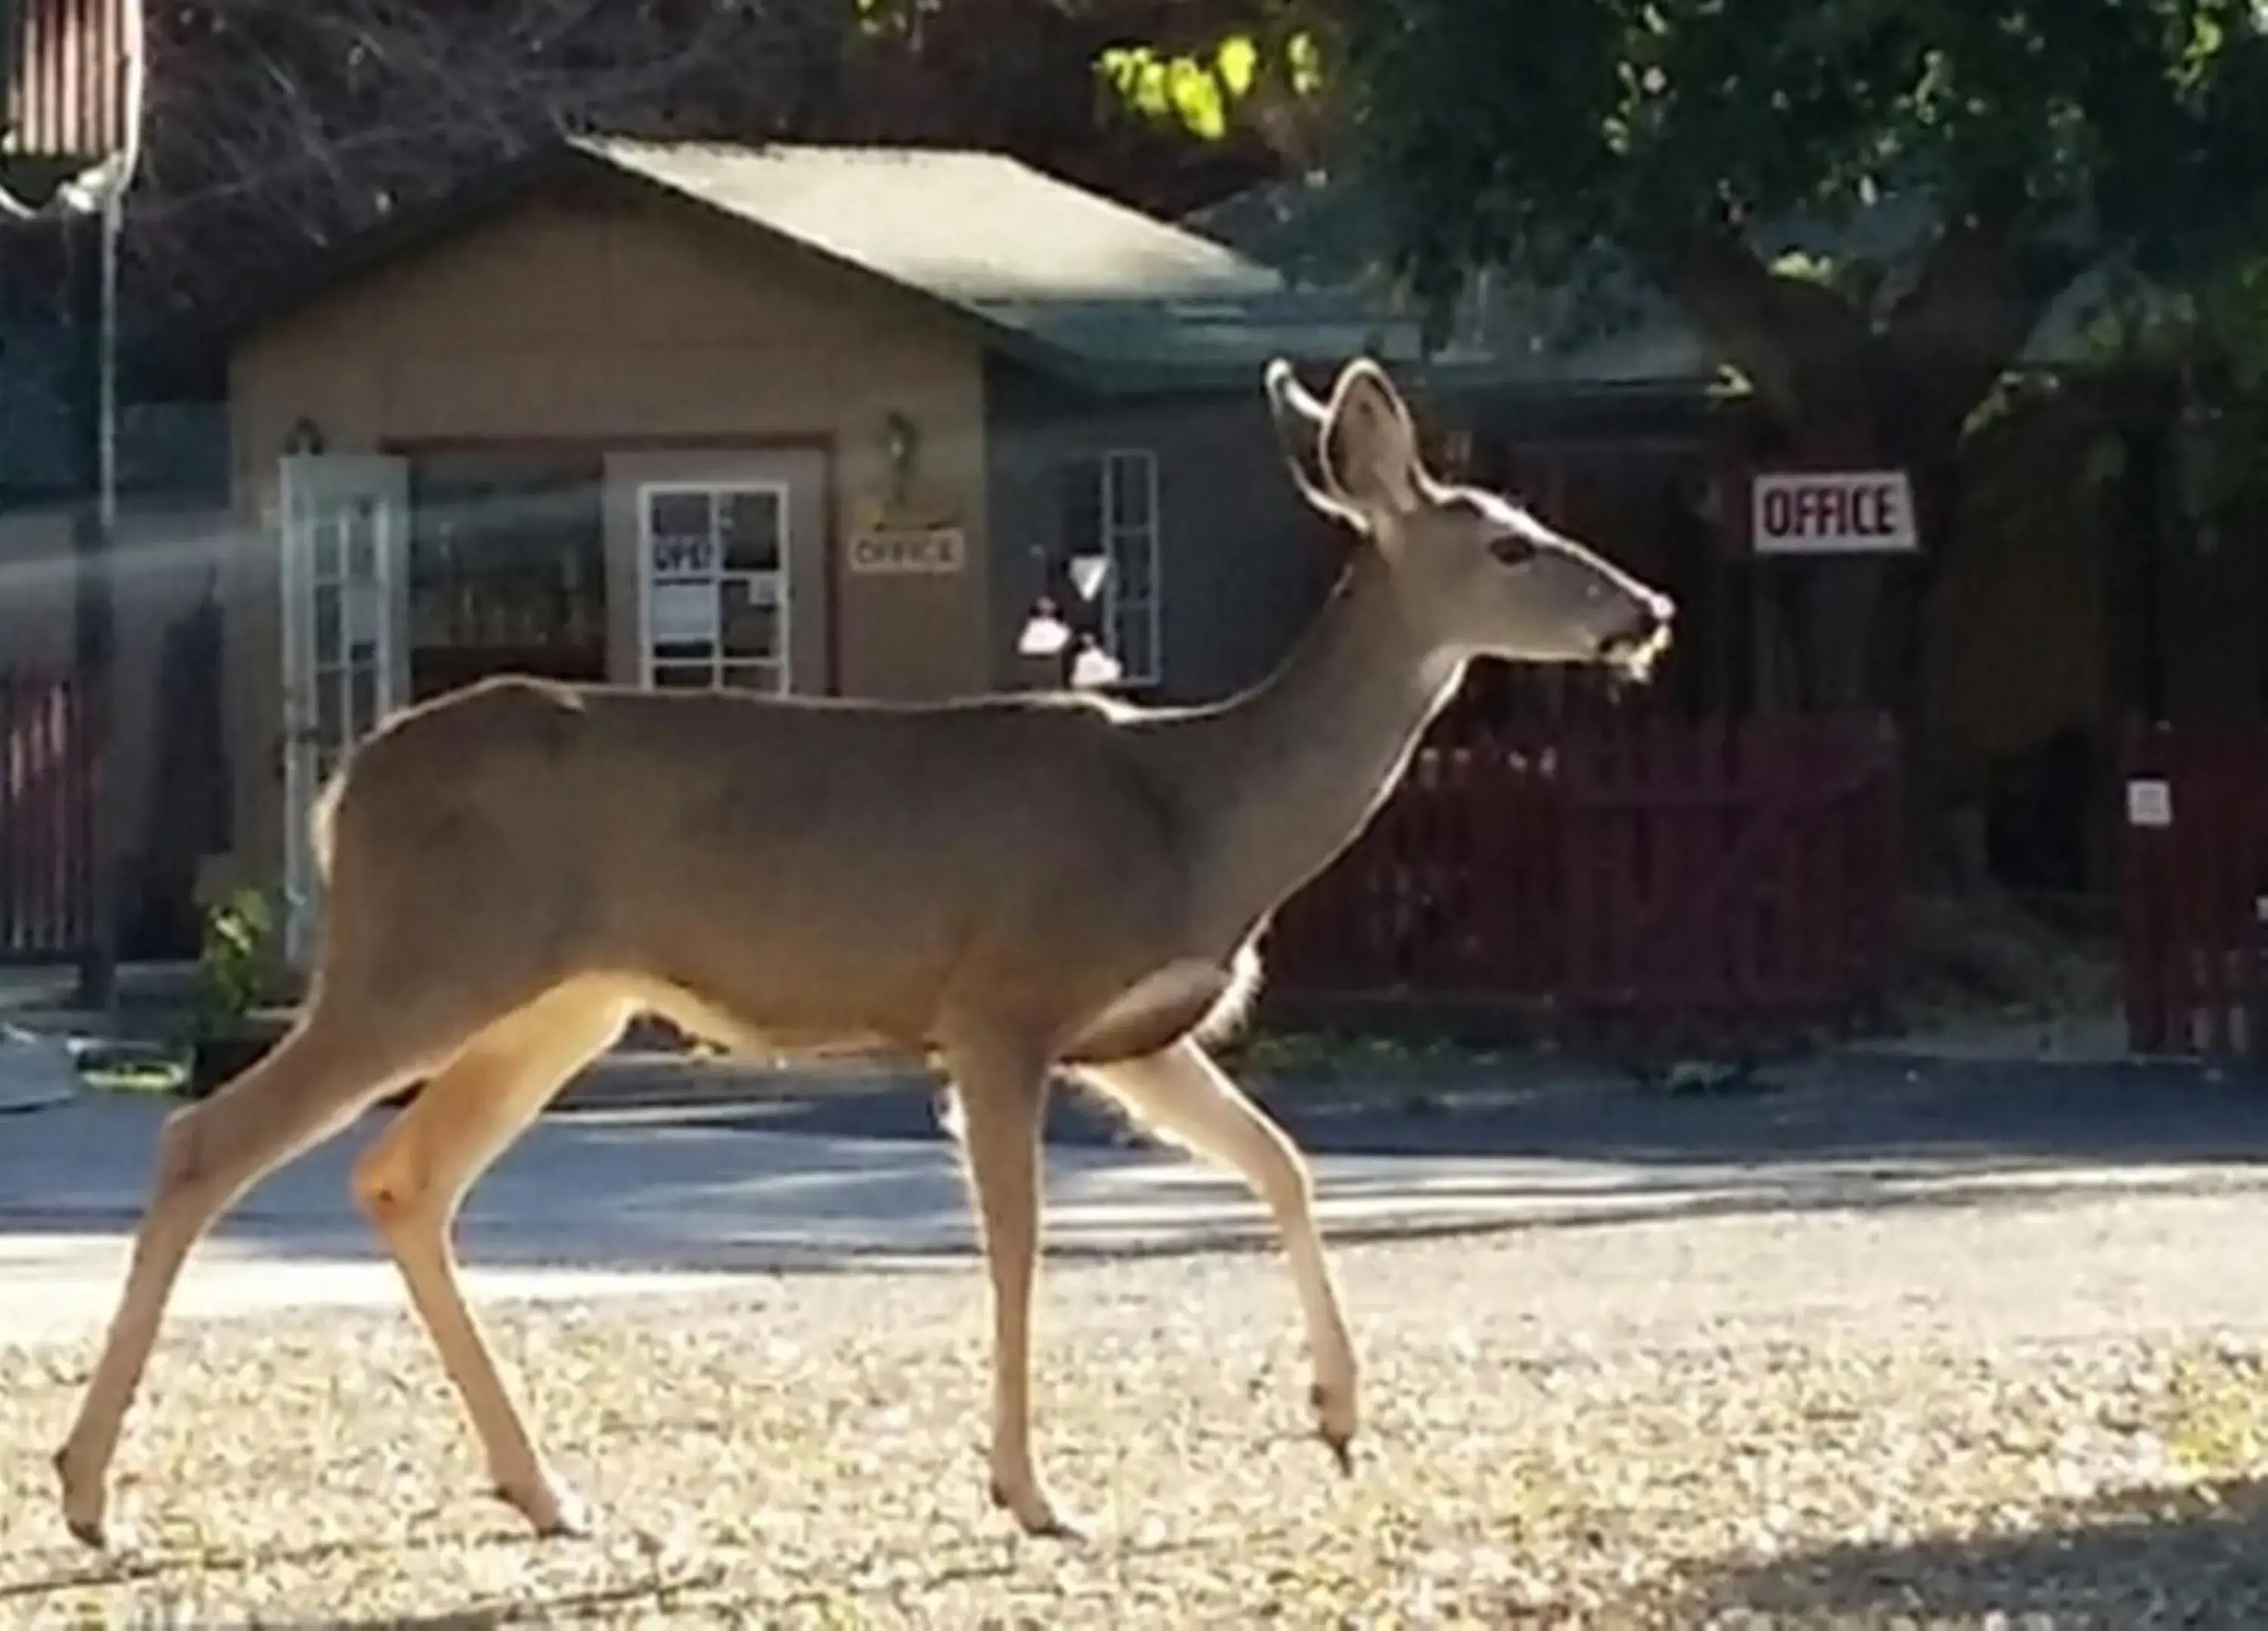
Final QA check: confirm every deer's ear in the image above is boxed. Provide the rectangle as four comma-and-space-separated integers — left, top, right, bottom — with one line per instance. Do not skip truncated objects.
1264, 358, 1365, 528
1320, 357, 1425, 515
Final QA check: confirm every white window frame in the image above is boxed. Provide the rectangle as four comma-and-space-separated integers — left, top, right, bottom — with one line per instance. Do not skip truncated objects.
636, 478, 792, 694
1064, 448, 1163, 688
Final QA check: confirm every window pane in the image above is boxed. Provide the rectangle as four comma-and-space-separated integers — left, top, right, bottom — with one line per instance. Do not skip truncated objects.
721, 490, 783, 572
652, 663, 713, 690
349, 664, 377, 732
406, 453, 608, 695
343, 498, 378, 581
1108, 453, 1153, 528
1115, 608, 1156, 682
1109, 533, 1154, 602
312, 514, 342, 580
1058, 457, 1105, 552
345, 583, 380, 663
647, 488, 716, 579
646, 491, 711, 542
314, 583, 342, 664
316, 668, 343, 742
722, 661, 782, 695
721, 578, 781, 659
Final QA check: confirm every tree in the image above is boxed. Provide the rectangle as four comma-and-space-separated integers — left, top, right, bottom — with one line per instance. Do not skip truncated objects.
0, 1, 1285, 340
1104, 1, 2268, 718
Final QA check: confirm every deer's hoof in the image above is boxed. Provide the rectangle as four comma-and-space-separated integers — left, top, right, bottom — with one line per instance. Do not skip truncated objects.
988, 1477, 1088, 1542
53, 1446, 110, 1551
1311, 1381, 1359, 1476
494, 1475, 596, 1540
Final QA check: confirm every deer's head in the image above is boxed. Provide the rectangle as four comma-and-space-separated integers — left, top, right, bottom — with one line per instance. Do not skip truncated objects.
1266, 356, 1674, 680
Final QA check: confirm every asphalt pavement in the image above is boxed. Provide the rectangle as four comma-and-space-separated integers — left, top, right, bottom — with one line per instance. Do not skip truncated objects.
5, 1051, 2266, 1347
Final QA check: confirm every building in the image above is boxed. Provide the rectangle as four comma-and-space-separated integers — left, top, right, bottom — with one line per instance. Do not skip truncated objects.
203, 135, 1429, 959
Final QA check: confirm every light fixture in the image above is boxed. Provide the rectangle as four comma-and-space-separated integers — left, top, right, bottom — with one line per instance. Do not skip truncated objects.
1018, 596, 1071, 658
1068, 553, 1111, 603
1069, 636, 1123, 689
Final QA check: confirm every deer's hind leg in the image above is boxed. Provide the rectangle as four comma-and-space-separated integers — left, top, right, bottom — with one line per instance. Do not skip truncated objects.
53, 973, 508, 1549
939, 1023, 1078, 1538
349, 978, 634, 1537
1070, 1038, 1359, 1472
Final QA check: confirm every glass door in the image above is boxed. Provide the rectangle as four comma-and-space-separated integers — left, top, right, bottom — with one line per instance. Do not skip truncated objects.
278, 453, 409, 967
637, 481, 790, 692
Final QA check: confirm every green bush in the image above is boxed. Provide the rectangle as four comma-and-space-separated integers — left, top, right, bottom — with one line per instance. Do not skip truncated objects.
191, 886, 280, 1038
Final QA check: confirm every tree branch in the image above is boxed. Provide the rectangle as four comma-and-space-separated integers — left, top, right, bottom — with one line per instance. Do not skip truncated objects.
1648, 224, 1875, 442
1882, 212, 2046, 447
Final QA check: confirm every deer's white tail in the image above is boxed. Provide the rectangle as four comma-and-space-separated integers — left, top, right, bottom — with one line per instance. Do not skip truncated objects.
308, 769, 347, 881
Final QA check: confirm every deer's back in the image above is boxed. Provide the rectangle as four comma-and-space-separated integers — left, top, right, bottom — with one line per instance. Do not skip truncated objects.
324, 676, 1204, 1046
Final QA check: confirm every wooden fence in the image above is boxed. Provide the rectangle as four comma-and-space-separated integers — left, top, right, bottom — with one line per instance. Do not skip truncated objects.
2118, 720, 2268, 1057
1266, 707, 1903, 1056
0, 665, 96, 961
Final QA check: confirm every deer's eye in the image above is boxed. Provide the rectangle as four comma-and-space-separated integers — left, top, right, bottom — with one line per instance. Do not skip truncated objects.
1488, 534, 1538, 568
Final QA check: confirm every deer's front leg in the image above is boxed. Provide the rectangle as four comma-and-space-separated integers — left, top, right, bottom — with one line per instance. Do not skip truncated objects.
942, 1030, 1080, 1539
1073, 1038, 1359, 1470
351, 985, 629, 1537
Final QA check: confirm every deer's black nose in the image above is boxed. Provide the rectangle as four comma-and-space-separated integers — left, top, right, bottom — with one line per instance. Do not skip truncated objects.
1628, 595, 1673, 639
1600, 594, 1673, 662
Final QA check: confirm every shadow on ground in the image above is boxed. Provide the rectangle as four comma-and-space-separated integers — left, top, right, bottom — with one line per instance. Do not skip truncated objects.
710, 1053, 2268, 1167
1696, 1475, 2268, 1626
20, 1480, 2268, 1628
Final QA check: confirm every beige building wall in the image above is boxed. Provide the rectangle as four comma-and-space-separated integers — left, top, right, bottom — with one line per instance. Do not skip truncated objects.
225, 180, 994, 896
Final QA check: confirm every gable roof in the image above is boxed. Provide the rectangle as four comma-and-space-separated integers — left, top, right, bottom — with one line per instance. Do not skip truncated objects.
217, 135, 1426, 394
582, 136, 1281, 308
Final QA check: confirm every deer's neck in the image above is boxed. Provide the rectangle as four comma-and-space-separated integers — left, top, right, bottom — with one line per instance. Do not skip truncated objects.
1170, 549, 1467, 942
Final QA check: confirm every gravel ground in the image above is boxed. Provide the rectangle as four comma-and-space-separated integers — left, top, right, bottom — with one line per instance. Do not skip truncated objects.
9, 1190, 2268, 1628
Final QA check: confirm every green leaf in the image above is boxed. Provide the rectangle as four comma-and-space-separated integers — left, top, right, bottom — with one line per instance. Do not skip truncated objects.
1216, 33, 1259, 97
1169, 57, 1230, 140
1768, 249, 1837, 286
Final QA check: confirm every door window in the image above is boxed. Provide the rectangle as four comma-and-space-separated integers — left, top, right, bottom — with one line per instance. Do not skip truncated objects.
639, 482, 789, 693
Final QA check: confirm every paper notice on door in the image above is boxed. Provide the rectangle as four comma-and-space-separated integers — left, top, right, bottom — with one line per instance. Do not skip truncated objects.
651, 582, 718, 646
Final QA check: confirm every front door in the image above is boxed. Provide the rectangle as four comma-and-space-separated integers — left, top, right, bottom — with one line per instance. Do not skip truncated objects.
636, 480, 792, 693
278, 453, 410, 968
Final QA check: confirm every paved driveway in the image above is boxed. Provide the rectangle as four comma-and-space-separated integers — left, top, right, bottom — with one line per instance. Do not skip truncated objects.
7, 1060, 2268, 1346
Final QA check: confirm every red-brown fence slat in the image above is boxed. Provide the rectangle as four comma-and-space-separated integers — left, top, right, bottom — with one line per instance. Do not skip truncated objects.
2186, 731, 2231, 1054
2234, 732, 2266, 1056
1265, 708, 1901, 1053
1807, 719, 1844, 1029
2153, 724, 2199, 1050
0, 666, 92, 958
1555, 718, 1600, 1041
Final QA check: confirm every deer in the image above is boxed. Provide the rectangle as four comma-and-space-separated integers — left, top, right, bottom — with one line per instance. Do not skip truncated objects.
52, 354, 1673, 1548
